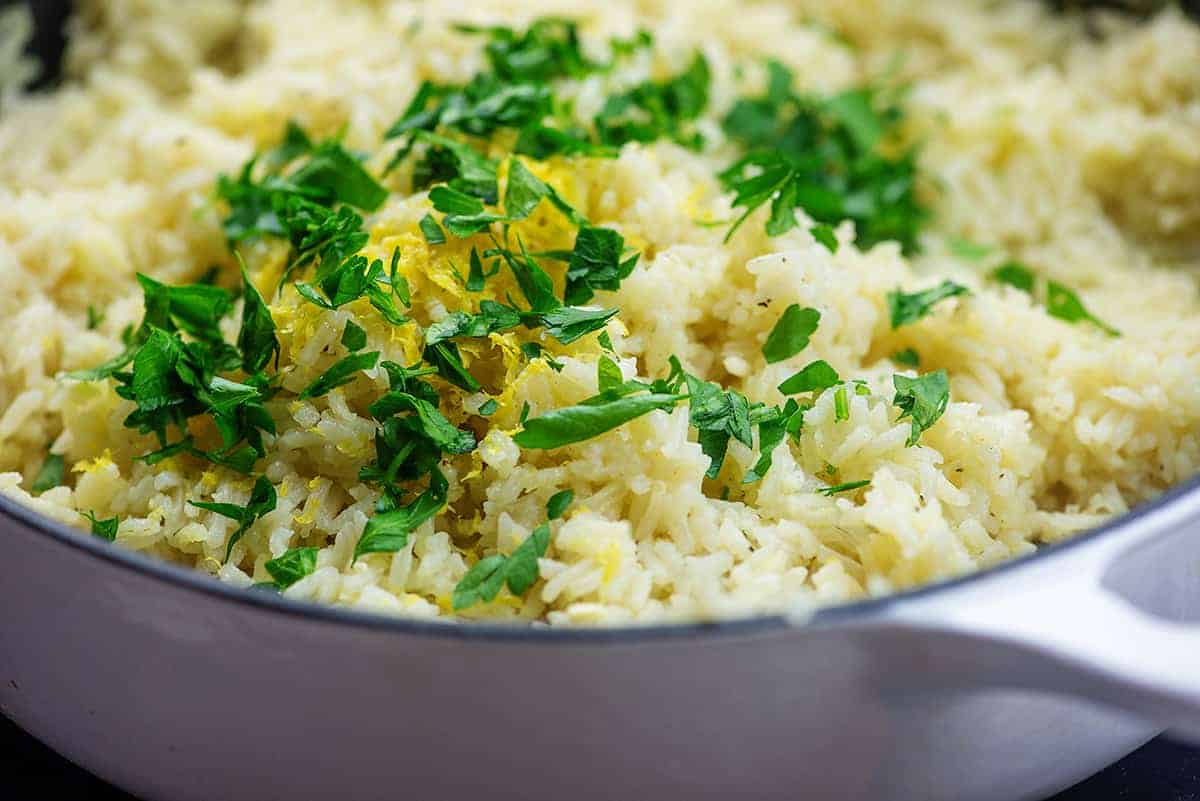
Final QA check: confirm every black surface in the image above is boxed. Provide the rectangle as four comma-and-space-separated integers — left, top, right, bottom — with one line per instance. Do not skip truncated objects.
0, 713, 1197, 800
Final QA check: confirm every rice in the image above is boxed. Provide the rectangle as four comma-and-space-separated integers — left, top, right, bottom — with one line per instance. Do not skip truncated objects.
0, 0, 1197, 625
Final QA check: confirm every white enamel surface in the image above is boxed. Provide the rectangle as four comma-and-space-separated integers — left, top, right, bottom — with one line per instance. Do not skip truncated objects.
1, 495, 1183, 801
886, 482, 1200, 741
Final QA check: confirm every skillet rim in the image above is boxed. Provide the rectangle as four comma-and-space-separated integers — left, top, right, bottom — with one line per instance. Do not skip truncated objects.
4, 473, 1199, 644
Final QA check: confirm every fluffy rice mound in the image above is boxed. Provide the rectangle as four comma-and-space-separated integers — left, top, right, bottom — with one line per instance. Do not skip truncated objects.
1, 0, 1198, 624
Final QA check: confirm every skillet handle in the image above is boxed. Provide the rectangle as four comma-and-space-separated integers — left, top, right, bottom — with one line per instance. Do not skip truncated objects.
881, 494, 1200, 742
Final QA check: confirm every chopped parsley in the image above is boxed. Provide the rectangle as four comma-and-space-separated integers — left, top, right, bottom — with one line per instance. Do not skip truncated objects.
762, 304, 821, 364
190, 476, 278, 559
452, 522, 550, 610
298, 351, 380, 400
892, 370, 950, 446
354, 470, 449, 561
720, 62, 927, 252
452, 489, 572, 610
86, 305, 105, 330
294, 253, 408, 325
817, 479, 871, 496
1046, 280, 1120, 337
514, 392, 684, 450
948, 238, 993, 262
778, 360, 840, 395
557, 225, 640, 306
833, 385, 850, 422
341, 320, 368, 352
890, 348, 920, 368
81, 511, 119, 542
988, 260, 1120, 336
685, 371, 755, 479
30, 452, 65, 495
419, 213, 447, 244
595, 53, 712, 150
70, 273, 278, 475
887, 280, 969, 329
264, 547, 319, 589
238, 264, 280, 374
990, 261, 1035, 294
546, 489, 574, 520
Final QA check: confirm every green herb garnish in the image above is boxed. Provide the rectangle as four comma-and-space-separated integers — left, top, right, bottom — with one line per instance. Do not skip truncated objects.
546, 489, 574, 520
81, 511, 119, 542
595, 53, 712, 150
1046, 280, 1119, 337
298, 351, 380, 400
264, 547, 319, 589
720, 63, 926, 252
817, 479, 871, 496
419, 213, 447, 245
341, 320, 368, 352
990, 261, 1035, 294
762, 305, 821, 364
190, 476, 278, 559
892, 370, 950, 446
452, 522, 550, 610
890, 348, 920, 368
887, 280, 969, 329
778, 360, 840, 395
514, 393, 684, 450
31, 453, 65, 495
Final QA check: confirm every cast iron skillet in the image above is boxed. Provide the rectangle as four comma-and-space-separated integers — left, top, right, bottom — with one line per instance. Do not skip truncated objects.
4, 4, 1200, 800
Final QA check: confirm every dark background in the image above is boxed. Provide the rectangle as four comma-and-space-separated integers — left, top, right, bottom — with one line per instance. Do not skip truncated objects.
4, 0, 1200, 798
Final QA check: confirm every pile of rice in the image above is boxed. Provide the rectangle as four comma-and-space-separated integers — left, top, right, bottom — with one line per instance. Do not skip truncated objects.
1, 0, 1198, 625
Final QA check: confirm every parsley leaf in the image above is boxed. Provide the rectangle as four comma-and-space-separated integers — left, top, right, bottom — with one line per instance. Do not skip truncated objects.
190, 476, 278, 559
137, 274, 232, 344
547, 489, 574, 520
596, 53, 712, 150
1046, 280, 1120, 337
762, 304, 821, 363
721, 66, 926, 253
887, 281, 969, 329
367, 391, 477, 455
81, 511, 119, 542
558, 226, 640, 306
948, 238, 993, 262
891, 348, 920, 368
264, 547, 319, 589
341, 320, 368, 351
741, 411, 788, 485
892, 370, 950, 446
452, 554, 508, 610
817, 479, 871, 496
539, 306, 619, 345
685, 372, 754, 479
298, 351, 380, 400
419, 213, 447, 244
514, 393, 684, 449
31, 452, 65, 495
990, 261, 1035, 294
237, 264, 279, 374
778, 359, 840, 395
353, 468, 448, 561
452, 522, 551, 610
287, 140, 387, 212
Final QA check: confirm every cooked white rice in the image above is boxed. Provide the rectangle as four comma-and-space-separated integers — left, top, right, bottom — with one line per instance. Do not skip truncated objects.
1, 0, 1198, 624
